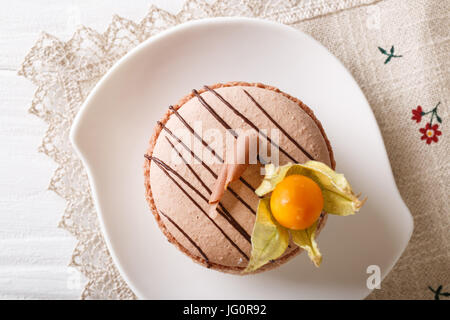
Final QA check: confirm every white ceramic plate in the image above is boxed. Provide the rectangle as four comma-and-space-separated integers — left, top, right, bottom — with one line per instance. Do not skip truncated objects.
70, 17, 413, 299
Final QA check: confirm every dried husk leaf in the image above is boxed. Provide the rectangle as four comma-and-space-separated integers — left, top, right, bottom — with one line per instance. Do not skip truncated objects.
255, 161, 364, 216
243, 198, 289, 273
290, 220, 322, 267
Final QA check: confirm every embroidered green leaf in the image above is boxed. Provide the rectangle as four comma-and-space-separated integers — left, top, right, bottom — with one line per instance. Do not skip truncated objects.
378, 45, 402, 64
243, 198, 289, 273
384, 56, 392, 64
290, 220, 322, 267
437, 115, 442, 123
428, 285, 450, 300
255, 161, 365, 216
378, 46, 387, 54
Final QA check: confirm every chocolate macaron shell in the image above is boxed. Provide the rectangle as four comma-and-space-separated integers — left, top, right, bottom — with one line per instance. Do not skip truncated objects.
144, 82, 335, 274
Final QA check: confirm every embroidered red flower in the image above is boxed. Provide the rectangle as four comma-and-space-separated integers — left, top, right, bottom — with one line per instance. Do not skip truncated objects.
411, 102, 443, 145
412, 105, 423, 123
419, 123, 441, 144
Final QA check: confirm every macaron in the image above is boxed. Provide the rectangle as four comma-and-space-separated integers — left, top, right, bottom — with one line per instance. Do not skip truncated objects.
144, 82, 335, 274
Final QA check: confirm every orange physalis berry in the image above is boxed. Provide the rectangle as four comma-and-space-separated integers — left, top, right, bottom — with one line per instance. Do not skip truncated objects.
270, 175, 323, 230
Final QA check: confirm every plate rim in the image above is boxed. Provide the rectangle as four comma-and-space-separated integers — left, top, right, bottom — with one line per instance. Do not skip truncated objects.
70, 16, 414, 299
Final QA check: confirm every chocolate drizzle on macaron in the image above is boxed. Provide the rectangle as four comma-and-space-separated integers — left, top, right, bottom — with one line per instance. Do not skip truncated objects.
144, 82, 335, 273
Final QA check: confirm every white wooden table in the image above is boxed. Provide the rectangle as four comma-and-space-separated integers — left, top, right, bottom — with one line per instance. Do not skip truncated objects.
0, 0, 202, 300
